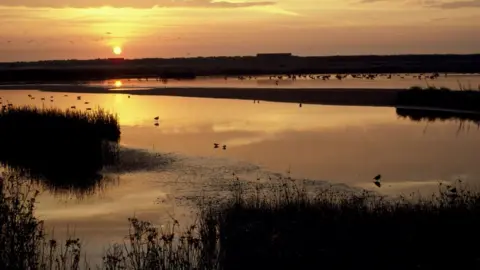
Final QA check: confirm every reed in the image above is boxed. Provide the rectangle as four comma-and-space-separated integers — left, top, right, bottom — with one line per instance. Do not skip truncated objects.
4, 171, 480, 270
398, 87, 480, 111
0, 105, 120, 191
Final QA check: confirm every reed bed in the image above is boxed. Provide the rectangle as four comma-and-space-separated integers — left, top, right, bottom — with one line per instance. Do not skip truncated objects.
189, 177, 480, 270
0, 105, 120, 191
3, 171, 480, 270
396, 107, 480, 124
398, 87, 480, 111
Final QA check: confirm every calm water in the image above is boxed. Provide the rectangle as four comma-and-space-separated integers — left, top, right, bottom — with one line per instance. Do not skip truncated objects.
1, 88, 480, 263
89, 73, 480, 90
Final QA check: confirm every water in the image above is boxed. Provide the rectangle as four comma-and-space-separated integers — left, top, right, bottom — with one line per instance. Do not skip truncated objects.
1, 88, 480, 264
88, 73, 480, 91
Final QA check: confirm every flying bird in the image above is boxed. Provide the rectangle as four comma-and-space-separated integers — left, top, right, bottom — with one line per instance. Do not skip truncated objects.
223, 145, 227, 150
214, 143, 219, 149
154, 116, 159, 121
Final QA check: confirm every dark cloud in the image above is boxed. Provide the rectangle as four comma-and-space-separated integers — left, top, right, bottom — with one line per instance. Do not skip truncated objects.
0, 0, 276, 9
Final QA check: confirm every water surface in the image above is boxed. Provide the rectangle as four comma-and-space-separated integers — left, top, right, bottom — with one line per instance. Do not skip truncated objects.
1, 89, 479, 264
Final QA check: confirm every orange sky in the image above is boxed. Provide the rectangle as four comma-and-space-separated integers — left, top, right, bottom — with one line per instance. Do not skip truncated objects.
0, 0, 480, 61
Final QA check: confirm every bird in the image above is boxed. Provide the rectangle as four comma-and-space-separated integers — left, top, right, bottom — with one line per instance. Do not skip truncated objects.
128, 95, 131, 98
71, 106, 76, 109
214, 143, 219, 149
154, 116, 159, 121
154, 123, 159, 127
373, 174, 381, 187
223, 145, 227, 150
84, 102, 89, 104
77, 96, 81, 100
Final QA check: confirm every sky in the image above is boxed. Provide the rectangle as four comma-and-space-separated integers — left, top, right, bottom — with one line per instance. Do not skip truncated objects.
0, 0, 480, 61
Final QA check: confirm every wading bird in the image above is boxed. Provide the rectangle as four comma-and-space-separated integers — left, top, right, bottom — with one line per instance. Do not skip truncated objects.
373, 174, 382, 187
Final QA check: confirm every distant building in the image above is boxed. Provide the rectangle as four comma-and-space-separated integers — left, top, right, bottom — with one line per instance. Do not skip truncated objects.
256, 53, 293, 58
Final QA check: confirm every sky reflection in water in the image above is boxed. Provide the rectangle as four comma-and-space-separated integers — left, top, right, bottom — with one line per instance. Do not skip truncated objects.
1, 89, 479, 263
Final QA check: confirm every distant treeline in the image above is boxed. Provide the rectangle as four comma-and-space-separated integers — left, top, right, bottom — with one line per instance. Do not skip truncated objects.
0, 54, 479, 82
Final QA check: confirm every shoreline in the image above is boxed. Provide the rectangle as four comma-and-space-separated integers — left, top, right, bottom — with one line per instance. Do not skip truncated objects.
1, 84, 480, 114
0, 84, 401, 107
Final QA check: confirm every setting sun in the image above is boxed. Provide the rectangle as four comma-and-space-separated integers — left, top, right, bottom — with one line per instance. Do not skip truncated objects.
114, 80, 123, 87
113, 46, 122, 55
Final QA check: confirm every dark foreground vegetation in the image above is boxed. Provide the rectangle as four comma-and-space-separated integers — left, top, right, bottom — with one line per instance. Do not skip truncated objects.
1, 54, 479, 83
0, 106, 120, 191
2, 171, 480, 270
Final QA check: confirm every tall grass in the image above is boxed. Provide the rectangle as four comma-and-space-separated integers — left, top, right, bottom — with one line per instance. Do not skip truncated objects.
202, 178, 480, 270
399, 86, 480, 111
0, 171, 89, 269
3, 171, 480, 269
0, 105, 120, 192
396, 107, 480, 124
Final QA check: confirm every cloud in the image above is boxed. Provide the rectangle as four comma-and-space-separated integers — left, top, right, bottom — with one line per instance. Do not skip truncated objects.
0, 0, 276, 9
357, 0, 480, 8
431, 0, 480, 8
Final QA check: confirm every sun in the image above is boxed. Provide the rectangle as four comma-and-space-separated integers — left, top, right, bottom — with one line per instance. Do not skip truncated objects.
113, 46, 122, 55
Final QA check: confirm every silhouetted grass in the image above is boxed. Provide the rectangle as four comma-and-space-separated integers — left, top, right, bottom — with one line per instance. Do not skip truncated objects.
199, 178, 480, 270
396, 107, 480, 124
398, 87, 480, 111
4, 170, 480, 270
0, 105, 120, 191
0, 172, 88, 269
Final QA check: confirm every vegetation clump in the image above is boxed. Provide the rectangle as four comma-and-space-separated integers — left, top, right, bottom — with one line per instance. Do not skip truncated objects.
0, 105, 120, 189
396, 107, 480, 124
398, 86, 480, 111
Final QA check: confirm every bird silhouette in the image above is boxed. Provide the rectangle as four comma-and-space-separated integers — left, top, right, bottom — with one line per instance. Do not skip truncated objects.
154, 116, 159, 121
214, 143, 219, 149
373, 174, 382, 187
223, 145, 227, 150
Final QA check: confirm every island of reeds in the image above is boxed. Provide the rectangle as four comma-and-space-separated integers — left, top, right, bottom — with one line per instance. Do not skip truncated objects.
2, 170, 480, 270
396, 86, 480, 112
396, 107, 480, 124
0, 105, 120, 191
